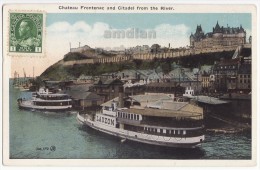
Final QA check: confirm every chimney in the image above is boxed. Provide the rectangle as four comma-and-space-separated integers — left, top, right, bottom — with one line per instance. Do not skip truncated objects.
118, 86, 124, 108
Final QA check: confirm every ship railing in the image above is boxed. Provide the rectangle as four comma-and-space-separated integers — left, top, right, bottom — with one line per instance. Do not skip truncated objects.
102, 109, 116, 117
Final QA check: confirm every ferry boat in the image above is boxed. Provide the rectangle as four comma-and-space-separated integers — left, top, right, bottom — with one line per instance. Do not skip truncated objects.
77, 93, 205, 148
17, 88, 72, 111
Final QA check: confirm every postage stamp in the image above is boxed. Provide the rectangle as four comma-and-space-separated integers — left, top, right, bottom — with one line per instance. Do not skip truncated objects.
1, 2, 259, 168
8, 11, 45, 56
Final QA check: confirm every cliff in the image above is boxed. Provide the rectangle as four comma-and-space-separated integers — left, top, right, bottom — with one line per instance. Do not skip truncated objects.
40, 50, 235, 81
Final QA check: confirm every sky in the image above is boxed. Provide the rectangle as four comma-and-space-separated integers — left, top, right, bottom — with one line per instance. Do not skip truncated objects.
12, 13, 252, 77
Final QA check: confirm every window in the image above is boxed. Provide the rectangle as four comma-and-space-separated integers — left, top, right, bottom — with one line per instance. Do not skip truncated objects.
131, 114, 133, 120
92, 100, 97, 106
137, 115, 139, 120
134, 114, 136, 120
183, 130, 186, 135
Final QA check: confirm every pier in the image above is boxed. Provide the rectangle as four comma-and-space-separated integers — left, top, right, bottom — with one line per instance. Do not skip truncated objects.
184, 95, 229, 105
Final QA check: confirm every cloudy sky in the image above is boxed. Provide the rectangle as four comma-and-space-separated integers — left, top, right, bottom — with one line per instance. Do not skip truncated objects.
12, 13, 251, 77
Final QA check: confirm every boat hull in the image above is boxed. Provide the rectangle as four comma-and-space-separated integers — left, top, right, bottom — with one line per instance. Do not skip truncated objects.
18, 101, 72, 112
77, 114, 204, 148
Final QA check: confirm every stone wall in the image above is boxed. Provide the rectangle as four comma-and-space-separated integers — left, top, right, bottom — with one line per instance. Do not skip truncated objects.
61, 46, 237, 66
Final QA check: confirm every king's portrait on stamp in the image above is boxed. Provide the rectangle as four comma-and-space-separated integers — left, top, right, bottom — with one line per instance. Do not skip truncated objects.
9, 12, 43, 53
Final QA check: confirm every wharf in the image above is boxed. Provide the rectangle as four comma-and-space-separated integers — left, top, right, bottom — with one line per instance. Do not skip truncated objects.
184, 95, 229, 105
219, 93, 251, 100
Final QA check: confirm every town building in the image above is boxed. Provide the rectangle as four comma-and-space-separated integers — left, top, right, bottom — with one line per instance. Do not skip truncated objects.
62, 84, 104, 109
91, 78, 124, 102
75, 75, 94, 84
237, 64, 251, 93
213, 58, 241, 92
190, 21, 246, 49
167, 68, 202, 94
213, 45, 252, 93
201, 72, 211, 93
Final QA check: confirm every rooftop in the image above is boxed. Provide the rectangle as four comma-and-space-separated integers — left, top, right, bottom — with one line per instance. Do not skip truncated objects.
129, 94, 172, 103
101, 97, 119, 107
64, 90, 103, 100
125, 107, 202, 118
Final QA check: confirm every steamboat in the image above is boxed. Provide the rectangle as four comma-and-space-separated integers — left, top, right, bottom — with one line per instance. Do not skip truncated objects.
17, 88, 72, 111
77, 92, 205, 148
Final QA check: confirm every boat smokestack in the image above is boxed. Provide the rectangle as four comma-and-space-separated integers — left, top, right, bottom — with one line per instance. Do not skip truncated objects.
118, 86, 124, 108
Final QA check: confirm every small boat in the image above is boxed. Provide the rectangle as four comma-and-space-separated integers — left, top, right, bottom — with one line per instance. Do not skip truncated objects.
17, 88, 72, 112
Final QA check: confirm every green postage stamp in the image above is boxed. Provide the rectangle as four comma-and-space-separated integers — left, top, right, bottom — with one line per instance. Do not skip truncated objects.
9, 12, 45, 55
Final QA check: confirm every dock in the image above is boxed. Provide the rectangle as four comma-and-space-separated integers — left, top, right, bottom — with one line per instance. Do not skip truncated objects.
185, 95, 229, 105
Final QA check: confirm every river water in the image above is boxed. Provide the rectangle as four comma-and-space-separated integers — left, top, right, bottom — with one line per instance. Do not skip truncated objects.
9, 86, 251, 159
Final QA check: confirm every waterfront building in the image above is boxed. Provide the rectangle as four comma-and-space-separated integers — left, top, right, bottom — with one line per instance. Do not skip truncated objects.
168, 68, 202, 94
201, 72, 211, 92
237, 64, 251, 93
91, 78, 124, 102
145, 82, 185, 97
63, 84, 104, 109
213, 46, 251, 93
213, 58, 241, 92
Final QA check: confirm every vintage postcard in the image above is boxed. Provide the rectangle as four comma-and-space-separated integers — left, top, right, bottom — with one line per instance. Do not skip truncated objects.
1, 2, 258, 167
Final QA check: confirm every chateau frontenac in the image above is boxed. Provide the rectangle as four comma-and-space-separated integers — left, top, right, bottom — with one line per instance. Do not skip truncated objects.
190, 21, 246, 49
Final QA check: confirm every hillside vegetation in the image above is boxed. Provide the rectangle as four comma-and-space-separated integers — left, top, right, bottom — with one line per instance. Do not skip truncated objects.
40, 50, 234, 81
